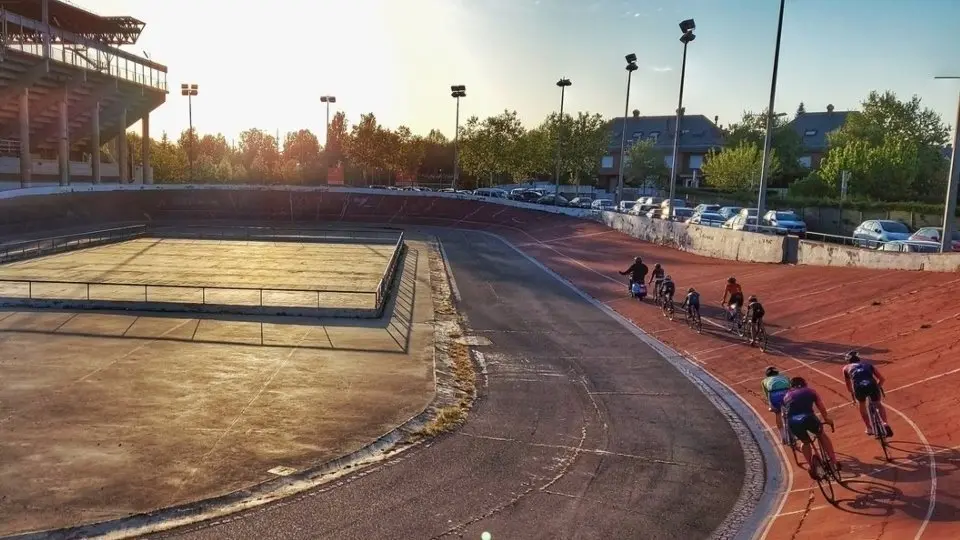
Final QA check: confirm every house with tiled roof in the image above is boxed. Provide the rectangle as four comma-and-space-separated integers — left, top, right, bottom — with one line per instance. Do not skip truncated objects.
597, 110, 725, 191
787, 105, 851, 169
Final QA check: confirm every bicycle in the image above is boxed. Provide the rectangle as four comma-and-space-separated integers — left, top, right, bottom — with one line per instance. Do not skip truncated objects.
724, 303, 744, 336
685, 306, 702, 334
866, 386, 891, 461
662, 296, 675, 320
780, 408, 802, 465
652, 282, 664, 307
745, 319, 769, 352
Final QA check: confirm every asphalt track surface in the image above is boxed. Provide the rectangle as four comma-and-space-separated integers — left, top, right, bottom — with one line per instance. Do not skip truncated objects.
152, 229, 746, 540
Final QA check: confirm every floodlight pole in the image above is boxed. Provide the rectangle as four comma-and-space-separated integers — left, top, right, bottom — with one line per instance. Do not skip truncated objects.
617, 56, 638, 205
450, 85, 466, 190
321, 95, 336, 146
756, 0, 785, 221
935, 77, 960, 253
180, 83, 198, 181
669, 20, 696, 205
555, 78, 572, 204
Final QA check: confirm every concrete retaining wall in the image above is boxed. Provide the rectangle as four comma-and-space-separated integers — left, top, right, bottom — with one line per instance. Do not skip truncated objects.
796, 241, 960, 272
601, 211, 787, 264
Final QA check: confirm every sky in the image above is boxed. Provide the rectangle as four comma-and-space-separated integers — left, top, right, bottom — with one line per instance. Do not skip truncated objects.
87, 0, 960, 145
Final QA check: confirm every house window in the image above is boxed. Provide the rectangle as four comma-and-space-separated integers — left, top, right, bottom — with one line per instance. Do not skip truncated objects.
664, 155, 674, 169
601, 155, 614, 168
649, 131, 660, 140
688, 154, 704, 169
804, 129, 817, 137
798, 156, 812, 168
632, 131, 643, 138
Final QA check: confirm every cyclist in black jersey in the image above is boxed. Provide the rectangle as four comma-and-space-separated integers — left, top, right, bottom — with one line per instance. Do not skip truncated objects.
649, 263, 665, 302
659, 275, 676, 305
745, 295, 765, 346
682, 287, 700, 317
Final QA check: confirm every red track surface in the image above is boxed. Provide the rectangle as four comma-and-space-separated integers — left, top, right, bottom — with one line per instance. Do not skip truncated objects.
3, 189, 958, 539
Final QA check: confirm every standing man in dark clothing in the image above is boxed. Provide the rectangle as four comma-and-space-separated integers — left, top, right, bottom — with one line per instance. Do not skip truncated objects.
619, 256, 649, 290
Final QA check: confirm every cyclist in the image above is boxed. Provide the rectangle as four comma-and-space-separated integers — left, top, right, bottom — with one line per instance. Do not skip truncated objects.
720, 277, 745, 327
784, 376, 840, 479
619, 256, 648, 292
761, 366, 791, 443
649, 263, 666, 303
681, 287, 700, 319
659, 275, 676, 311
842, 351, 893, 437
745, 295, 766, 346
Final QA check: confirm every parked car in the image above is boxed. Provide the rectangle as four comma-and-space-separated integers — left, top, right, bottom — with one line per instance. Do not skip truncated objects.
645, 208, 660, 219
627, 202, 648, 216
762, 210, 808, 236
510, 189, 543, 202
536, 194, 569, 206
718, 206, 742, 220
591, 199, 615, 211
738, 208, 759, 218
474, 188, 508, 198
727, 214, 780, 234
688, 212, 725, 227
852, 220, 913, 248
692, 204, 721, 215
568, 197, 593, 208
636, 196, 664, 213
618, 200, 637, 213
659, 200, 688, 220
667, 207, 695, 222
909, 227, 960, 252
880, 240, 941, 253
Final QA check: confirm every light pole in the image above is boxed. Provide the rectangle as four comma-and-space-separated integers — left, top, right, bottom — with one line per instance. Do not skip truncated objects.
451, 85, 466, 190
668, 19, 696, 206
756, 0, 786, 220
180, 83, 198, 180
555, 77, 572, 205
616, 54, 639, 205
935, 76, 960, 253
320, 95, 336, 146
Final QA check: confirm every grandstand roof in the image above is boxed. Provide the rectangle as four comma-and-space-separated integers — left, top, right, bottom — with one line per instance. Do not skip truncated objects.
0, 0, 145, 44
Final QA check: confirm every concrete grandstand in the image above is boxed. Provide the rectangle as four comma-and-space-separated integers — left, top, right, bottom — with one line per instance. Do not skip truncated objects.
0, 0, 166, 186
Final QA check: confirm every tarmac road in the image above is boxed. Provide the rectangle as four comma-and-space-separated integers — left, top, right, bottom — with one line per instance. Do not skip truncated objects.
155, 229, 746, 540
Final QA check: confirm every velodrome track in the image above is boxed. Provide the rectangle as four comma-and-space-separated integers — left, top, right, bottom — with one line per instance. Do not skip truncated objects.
1, 187, 957, 539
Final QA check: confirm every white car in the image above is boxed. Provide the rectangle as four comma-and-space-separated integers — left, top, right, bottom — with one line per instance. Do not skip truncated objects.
591, 199, 615, 211
618, 200, 637, 213
762, 210, 808, 236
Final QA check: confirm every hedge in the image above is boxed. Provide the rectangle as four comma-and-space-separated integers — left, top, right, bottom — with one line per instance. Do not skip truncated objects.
676, 187, 958, 216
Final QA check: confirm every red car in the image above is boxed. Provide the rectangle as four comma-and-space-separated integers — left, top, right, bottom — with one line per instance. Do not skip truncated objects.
908, 227, 960, 252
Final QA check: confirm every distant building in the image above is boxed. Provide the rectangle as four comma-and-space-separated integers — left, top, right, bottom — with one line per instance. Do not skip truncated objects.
597, 111, 725, 192
787, 105, 851, 170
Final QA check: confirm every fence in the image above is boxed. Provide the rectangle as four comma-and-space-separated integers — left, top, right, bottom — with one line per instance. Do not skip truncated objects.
375, 232, 406, 315
148, 225, 401, 244
0, 225, 146, 263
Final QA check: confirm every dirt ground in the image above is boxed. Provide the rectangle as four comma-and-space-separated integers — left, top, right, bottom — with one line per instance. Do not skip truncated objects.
0, 239, 435, 536
0, 238, 397, 310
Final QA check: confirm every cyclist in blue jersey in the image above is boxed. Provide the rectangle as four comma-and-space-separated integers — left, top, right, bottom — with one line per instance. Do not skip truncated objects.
784, 376, 839, 479
681, 287, 700, 318
842, 351, 893, 437
761, 366, 791, 443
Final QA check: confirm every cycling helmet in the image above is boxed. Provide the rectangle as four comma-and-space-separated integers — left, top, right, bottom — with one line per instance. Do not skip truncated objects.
748, 295, 758, 302
634, 256, 642, 263
688, 287, 696, 293
728, 277, 737, 284
845, 351, 860, 363
790, 376, 807, 388
654, 263, 662, 269
765, 366, 778, 377
665, 275, 673, 281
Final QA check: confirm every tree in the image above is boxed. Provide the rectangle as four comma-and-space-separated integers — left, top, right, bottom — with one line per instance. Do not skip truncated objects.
796, 102, 806, 116
324, 111, 349, 169
281, 129, 323, 183
724, 110, 803, 187
569, 112, 610, 186
419, 129, 453, 177
819, 91, 949, 201
625, 139, 668, 188
238, 128, 281, 182
458, 111, 526, 186
702, 142, 780, 191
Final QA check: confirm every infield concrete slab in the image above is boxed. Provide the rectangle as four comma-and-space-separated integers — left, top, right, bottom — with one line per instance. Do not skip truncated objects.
0, 238, 395, 310
0, 240, 434, 537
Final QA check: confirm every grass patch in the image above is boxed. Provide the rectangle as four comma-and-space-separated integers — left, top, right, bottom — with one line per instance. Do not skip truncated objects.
419, 406, 467, 436
418, 339, 477, 437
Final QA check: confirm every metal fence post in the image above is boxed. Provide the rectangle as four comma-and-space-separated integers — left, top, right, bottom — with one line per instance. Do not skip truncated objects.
202, 287, 206, 305
259, 288, 263, 307
86, 283, 90, 300
316, 290, 321, 309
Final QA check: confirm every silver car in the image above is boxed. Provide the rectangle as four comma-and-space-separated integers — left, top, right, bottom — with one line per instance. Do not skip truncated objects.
852, 220, 912, 248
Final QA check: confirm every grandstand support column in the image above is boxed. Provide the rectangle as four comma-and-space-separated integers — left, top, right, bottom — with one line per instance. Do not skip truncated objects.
142, 113, 152, 184
19, 90, 31, 187
117, 108, 128, 184
58, 87, 69, 186
91, 102, 101, 184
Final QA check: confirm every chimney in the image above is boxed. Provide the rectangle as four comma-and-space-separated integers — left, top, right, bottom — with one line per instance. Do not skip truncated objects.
827, 104, 835, 113
713, 115, 719, 125
632, 109, 640, 118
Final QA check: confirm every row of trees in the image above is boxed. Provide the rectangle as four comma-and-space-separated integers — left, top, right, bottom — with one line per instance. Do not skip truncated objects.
122, 89, 952, 203
701, 91, 951, 203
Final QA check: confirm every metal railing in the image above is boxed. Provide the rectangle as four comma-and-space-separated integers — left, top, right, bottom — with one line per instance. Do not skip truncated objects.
375, 232, 405, 314
1, 11, 167, 92
0, 278, 377, 310
802, 231, 940, 253
150, 225, 401, 244
0, 224, 145, 263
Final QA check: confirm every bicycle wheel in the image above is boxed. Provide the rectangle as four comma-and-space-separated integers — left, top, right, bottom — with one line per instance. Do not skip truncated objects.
870, 402, 890, 461
695, 312, 703, 334
666, 301, 675, 321
812, 452, 836, 502
759, 324, 769, 352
